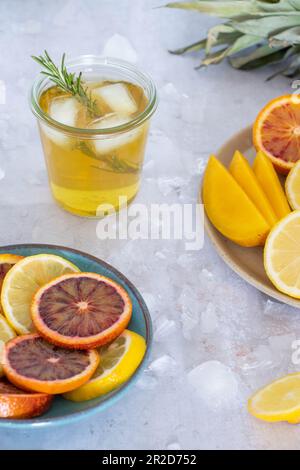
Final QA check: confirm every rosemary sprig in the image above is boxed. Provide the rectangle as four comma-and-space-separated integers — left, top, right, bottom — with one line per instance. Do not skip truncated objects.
76, 141, 140, 174
32, 50, 99, 117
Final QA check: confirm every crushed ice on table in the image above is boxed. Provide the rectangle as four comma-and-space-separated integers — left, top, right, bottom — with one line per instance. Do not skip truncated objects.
200, 268, 214, 280
191, 156, 209, 176
269, 333, 296, 362
25, 173, 43, 186
102, 34, 138, 63
141, 292, 157, 316
147, 129, 185, 176
160, 82, 189, 102
148, 355, 177, 377
263, 299, 285, 316
157, 176, 188, 197
135, 372, 158, 391
166, 442, 182, 450
0, 114, 30, 150
188, 361, 239, 408
179, 285, 200, 340
238, 345, 273, 374
154, 316, 176, 342
155, 250, 167, 260
160, 82, 180, 99
143, 159, 155, 173
177, 253, 194, 269
201, 302, 218, 334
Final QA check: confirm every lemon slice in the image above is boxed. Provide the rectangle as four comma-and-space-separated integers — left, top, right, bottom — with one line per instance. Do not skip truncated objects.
64, 330, 146, 402
1, 254, 79, 334
286, 160, 300, 210
0, 314, 16, 377
264, 211, 300, 298
248, 373, 300, 423
0, 254, 24, 314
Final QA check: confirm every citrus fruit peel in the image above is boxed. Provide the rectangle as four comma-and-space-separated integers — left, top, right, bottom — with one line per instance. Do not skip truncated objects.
248, 373, 300, 424
203, 155, 270, 247
264, 210, 300, 298
1, 254, 79, 335
3, 334, 100, 394
253, 94, 300, 175
64, 330, 146, 402
32, 272, 132, 350
0, 314, 16, 377
285, 160, 300, 210
0, 378, 53, 419
0, 254, 24, 314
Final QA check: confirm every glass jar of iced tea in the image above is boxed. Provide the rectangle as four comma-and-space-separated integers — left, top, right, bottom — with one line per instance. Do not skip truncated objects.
30, 56, 158, 217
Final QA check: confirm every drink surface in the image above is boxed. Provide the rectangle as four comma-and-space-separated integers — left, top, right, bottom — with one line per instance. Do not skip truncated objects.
38, 80, 149, 217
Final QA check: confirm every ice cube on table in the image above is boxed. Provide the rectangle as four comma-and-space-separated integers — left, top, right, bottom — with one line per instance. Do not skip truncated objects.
41, 97, 79, 146
102, 34, 138, 63
92, 113, 142, 154
188, 360, 238, 408
93, 83, 138, 116
148, 355, 177, 377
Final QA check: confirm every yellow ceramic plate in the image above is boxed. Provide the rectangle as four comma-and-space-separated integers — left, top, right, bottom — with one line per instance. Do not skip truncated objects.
200, 125, 300, 309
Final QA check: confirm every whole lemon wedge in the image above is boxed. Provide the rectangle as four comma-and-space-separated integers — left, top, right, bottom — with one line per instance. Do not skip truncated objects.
64, 330, 146, 402
203, 156, 270, 247
248, 373, 300, 424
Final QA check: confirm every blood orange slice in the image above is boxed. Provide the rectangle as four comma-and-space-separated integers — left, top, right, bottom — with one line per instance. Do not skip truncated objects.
3, 334, 100, 394
0, 378, 53, 419
253, 95, 300, 174
31, 273, 132, 350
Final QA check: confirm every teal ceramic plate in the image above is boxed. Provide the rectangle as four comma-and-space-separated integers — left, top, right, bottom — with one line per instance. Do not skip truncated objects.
0, 244, 152, 428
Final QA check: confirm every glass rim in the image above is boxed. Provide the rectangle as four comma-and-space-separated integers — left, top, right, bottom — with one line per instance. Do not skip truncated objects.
30, 55, 158, 136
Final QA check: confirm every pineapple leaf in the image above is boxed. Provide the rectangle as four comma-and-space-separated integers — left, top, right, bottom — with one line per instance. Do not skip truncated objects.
169, 38, 207, 54
230, 43, 288, 68
166, 0, 300, 77
165, 1, 262, 18
206, 24, 235, 53
199, 34, 262, 67
270, 26, 300, 45
288, 0, 300, 10
230, 15, 300, 38
198, 47, 229, 67
257, 0, 295, 12
226, 34, 262, 56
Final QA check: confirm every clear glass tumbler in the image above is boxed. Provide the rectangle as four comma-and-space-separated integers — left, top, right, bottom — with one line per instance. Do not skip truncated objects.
30, 56, 158, 217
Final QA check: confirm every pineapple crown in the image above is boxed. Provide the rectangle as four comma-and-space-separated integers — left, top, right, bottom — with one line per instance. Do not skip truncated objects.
166, 0, 300, 79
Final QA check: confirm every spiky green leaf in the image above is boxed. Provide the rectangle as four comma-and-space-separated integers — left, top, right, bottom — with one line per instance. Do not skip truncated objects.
231, 15, 300, 38
206, 24, 235, 53
230, 43, 287, 68
270, 26, 300, 45
288, 0, 300, 10
169, 38, 207, 54
257, 0, 295, 12
165, 1, 262, 18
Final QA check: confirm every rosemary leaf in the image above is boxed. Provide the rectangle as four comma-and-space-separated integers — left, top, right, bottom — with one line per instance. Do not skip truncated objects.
32, 51, 100, 118
76, 141, 140, 174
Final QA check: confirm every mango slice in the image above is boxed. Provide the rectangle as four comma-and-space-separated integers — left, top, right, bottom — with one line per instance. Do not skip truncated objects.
203, 156, 270, 247
229, 150, 278, 227
253, 151, 291, 219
